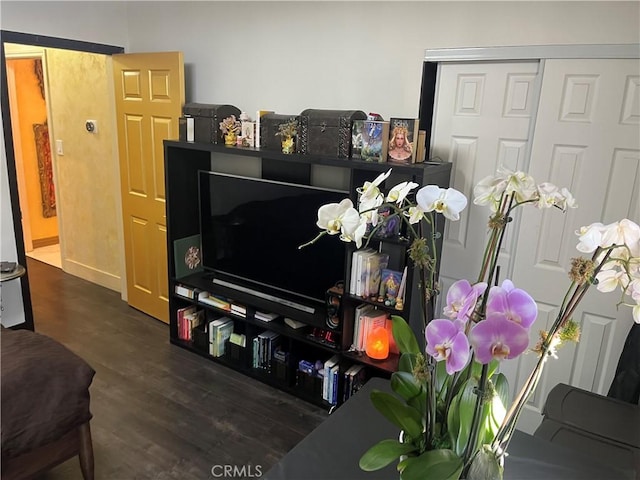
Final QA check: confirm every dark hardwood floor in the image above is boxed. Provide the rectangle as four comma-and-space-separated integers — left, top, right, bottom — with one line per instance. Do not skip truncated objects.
25, 258, 327, 479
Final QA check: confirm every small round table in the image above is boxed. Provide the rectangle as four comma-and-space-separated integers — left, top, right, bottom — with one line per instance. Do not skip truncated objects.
0, 264, 26, 283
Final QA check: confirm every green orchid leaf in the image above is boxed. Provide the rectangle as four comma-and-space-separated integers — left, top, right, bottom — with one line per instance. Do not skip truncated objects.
391, 315, 420, 355
435, 359, 449, 392
359, 439, 418, 471
407, 388, 427, 420
487, 359, 500, 378
370, 390, 423, 439
493, 373, 510, 407
400, 449, 464, 480
398, 352, 418, 373
391, 371, 422, 401
450, 378, 480, 456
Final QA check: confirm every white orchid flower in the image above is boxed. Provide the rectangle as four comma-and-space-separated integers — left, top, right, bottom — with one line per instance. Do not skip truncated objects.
316, 199, 360, 237
576, 222, 606, 253
416, 185, 468, 221
629, 279, 640, 302
596, 268, 629, 293
407, 206, 424, 224
357, 169, 391, 205
498, 166, 536, 202
535, 183, 561, 209
341, 216, 368, 248
386, 181, 419, 205
559, 187, 578, 210
473, 175, 507, 211
601, 219, 640, 256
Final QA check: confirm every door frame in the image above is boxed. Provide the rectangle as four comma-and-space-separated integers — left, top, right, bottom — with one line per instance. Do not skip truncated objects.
1, 30, 124, 330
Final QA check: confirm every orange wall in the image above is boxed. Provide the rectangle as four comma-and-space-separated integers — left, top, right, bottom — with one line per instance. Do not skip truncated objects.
8, 58, 58, 241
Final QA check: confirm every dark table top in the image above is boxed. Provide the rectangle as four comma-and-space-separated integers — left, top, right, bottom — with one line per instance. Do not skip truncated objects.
264, 377, 634, 480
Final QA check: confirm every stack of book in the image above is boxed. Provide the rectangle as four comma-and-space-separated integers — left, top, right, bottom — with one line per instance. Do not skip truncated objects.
351, 305, 389, 353
174, 284, 198, 299
342, 364, 367, 402
177, 305, 204, 341
230, 303, 246, 318
252, 331, 281, 371
198, 291, 231, 311
350, 249, 390, 299
255, 311, 279, 323
208, 317, 234, 357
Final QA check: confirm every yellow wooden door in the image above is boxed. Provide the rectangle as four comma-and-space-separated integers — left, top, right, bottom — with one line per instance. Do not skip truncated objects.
113, 52, 184, 323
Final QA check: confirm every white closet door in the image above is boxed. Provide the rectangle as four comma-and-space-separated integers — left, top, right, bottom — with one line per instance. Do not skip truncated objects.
505, 58, 640, 433
431, 61, 540, 308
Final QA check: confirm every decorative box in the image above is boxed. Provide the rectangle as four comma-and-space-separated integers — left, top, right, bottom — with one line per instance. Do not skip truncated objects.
298, 109, 367, 158
182, 103, 241, 144
259, 113, 300, 152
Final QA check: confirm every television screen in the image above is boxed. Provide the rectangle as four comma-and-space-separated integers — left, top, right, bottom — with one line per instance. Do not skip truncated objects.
198, 171, 348, 307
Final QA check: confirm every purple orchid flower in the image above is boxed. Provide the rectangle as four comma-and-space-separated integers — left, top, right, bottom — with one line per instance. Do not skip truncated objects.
425, 319, 470, 374
468, 313, 530, 364
444, 279, 488, 323
486, 279, 538, 329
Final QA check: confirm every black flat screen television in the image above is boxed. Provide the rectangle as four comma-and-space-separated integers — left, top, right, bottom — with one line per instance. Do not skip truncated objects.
198, 171, 348, 311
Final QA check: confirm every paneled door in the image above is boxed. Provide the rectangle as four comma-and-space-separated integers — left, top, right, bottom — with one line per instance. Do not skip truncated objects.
505, 59, 640, 432
113, 52, 185, 323
431, 61, 540, 308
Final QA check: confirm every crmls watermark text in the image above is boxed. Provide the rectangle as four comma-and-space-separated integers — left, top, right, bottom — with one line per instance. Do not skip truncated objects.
210, 464, 263, 478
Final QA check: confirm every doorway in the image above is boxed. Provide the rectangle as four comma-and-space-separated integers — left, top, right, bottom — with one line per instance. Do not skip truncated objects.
5, 49, 60, 268
1, 30, 124, 330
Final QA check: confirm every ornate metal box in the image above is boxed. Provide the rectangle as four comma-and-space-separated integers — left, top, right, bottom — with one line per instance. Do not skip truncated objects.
299, 109, 367, 158
259, 113, 300, 152
182, 103, 241, 144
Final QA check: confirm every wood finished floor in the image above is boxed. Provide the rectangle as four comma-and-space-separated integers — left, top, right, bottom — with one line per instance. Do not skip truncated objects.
25, 258, 327, 480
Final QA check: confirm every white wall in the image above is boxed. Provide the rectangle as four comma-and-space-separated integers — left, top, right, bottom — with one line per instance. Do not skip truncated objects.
0, 110, 26, 327
2, 1, 639, 119
0, 1, 129, 49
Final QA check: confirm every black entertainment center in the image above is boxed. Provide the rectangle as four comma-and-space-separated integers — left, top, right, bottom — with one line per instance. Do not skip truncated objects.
164, 140, 451, 408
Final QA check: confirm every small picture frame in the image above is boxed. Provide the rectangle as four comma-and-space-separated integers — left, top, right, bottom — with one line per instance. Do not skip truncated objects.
173, 234, 203, 278
377, 269, 403, 307
374, 205, 401, 239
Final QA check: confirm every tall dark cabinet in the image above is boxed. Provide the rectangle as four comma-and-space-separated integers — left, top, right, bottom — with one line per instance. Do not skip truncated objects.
164, 140, 451, 408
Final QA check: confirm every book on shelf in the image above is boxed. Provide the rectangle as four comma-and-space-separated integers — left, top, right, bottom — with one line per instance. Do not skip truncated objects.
177, 305, 197, 341
173, 234, 203, 279
416, 130, 427, 162
255, 311, 279, 322
183, 309, 204, 342
352, 303, 374, 351
360, 120, 390, 163
345, 364, 368, 401
350, 119, 364, 159
230, 303, 247, 317
349, 248, 375, 295
284, 317, 306, 329
208, 317, 234, 357
255, 109, 274, 148
198, 291, 231, 311
362, 252, 390, 300
254, 331, 281, 371
387, 117, 419, 165
322, 355, 340, 403
229, 332, 246, 347
174, 283, 197, 299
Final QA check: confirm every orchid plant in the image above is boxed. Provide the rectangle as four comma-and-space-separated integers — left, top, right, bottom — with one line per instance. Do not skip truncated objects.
302, 166, 640, 480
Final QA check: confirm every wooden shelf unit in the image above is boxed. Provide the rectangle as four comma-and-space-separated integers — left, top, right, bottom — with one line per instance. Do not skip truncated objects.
164, 140, 451, 409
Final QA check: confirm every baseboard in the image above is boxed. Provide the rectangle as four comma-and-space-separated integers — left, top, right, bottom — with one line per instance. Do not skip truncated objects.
32, 236, 59, 249
64, 259, 121, 293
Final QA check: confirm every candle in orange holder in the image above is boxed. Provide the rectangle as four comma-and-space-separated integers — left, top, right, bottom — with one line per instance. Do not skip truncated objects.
366, 326, 390, 360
